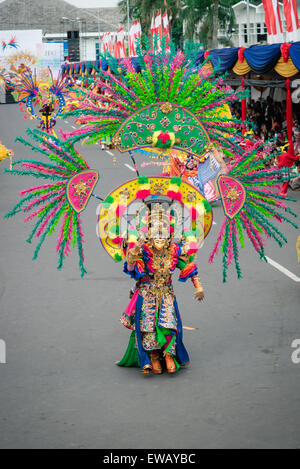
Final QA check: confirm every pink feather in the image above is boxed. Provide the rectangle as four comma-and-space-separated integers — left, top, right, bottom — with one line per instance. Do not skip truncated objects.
36, 200, 64, 238
227, 221, 234, 266
209, 220, 227, 264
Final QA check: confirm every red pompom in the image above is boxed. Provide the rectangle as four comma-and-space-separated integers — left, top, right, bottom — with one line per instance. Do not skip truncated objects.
112, 236, 123, 245
167, 190, 182, 202
136, 189, 151, 199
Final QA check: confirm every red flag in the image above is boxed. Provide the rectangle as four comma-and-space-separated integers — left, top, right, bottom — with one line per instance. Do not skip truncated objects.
150, 14, 155, 36
116, 27, 126, 58
129, 21, 137, 57
283, 0, 299, 31
283, 0, 300, 41
262, 0, 283, 43
154, 11, 162, 51
162, 11, 170, 49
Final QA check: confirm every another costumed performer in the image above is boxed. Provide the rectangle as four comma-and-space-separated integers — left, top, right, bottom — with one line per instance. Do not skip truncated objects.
119, 203, 204, 375
277, 148, 299, 196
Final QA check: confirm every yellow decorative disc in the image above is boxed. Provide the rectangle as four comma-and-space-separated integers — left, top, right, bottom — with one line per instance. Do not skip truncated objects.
98, 176, 213, 262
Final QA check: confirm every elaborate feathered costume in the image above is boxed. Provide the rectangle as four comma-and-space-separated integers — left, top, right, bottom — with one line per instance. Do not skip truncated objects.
8, 67, 74, 133
5, 41, 298, 374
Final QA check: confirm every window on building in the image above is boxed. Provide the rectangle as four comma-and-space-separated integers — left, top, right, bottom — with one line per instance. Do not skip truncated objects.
243, 24, 248, 44
95, 42, 100, 60
257, 23, 268, 42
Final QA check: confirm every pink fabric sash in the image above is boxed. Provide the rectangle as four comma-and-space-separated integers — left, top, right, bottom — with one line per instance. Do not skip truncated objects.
124, 289, 140, 316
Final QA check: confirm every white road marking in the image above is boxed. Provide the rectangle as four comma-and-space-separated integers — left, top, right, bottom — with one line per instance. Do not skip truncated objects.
266, 256, 300, 282
124, 163, 136, 172
213, 221, 217, 225
71, 126, 76, 129
106, 150, 114, 156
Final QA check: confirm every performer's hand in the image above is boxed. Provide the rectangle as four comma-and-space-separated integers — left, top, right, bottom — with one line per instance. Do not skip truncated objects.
194, 289, 204, 301
135, 234, 145, 249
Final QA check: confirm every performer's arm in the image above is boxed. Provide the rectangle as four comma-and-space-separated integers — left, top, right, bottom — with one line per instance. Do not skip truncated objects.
177, 247, 204, 302
191, 275, 204, 301
126, 236, 144, 269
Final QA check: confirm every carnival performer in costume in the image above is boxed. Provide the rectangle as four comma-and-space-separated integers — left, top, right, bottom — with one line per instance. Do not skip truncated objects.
38, 99, 56, 132
4, 40, 298, 376
8, 67, 74, 134
119, 203, 204, 374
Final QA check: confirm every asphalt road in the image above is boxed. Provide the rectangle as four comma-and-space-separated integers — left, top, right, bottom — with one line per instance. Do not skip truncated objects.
0, 103, 299, 449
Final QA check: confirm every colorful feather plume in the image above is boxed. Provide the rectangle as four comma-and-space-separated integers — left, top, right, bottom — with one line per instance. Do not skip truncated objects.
59, 39, 298, 282
0, 67, 10, 92
4, 40, 298, 282
61, 39, 248, 157
9, 66, 39, 101
9, 67, 75, 129
209, 146, 298, 282
4, 129, 92, 277
5, 51, 37, 74
48, 68, 75, 99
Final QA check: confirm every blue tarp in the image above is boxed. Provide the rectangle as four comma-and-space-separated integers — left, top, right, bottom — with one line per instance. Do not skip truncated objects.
194, 51, 205, 67
244, 44, 282, 74
290, 42, 300, 70
209, 47, 239, 72
86, 62, 93, 73
62, 41, 300, 76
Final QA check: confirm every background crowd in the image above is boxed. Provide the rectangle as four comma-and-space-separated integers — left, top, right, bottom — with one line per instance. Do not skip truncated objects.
230, 96, 300, 191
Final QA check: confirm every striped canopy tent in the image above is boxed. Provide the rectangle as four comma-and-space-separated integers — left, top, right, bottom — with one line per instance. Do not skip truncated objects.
61, 42, 300, 78
193, 41, 300, 159
195, 42, 300, 77
62, 57, 145, 76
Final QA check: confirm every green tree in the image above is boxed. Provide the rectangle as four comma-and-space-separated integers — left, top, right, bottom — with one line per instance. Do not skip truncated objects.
118, 0, 236, 50
182, 0, 236, 49
118, 0, 183, 47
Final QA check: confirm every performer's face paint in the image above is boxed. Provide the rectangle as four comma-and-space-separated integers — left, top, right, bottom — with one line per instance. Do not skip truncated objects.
153, 238, 168, 251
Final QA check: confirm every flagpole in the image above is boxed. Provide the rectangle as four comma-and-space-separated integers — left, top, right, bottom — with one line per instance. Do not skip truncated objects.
127, 0, 130, 36
247, 0, 250, 45
127, 0, 130, 55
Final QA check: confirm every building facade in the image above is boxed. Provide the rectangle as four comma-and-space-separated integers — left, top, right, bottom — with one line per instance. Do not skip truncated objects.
0, 0, 122, 61
230, 1, 300, 47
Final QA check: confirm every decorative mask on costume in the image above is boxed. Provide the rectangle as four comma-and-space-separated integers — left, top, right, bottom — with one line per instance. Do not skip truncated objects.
147, 203, 173, 241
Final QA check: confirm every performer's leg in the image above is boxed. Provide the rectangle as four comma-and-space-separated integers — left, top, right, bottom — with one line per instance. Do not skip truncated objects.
142, 332, 163, 374
149, 351, 163, 374
163, 335, 177, 373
